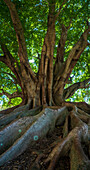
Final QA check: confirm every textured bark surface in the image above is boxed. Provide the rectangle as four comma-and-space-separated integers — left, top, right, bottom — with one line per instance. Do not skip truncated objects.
0, 0, 90, 169
0, 106, 68, 166
0, 104, 90, 169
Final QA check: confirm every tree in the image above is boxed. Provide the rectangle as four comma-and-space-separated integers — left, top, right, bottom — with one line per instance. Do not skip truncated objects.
0, 0, 90, 169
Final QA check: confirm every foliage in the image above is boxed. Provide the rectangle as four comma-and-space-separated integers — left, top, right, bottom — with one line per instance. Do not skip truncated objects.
0, 0, 90, 108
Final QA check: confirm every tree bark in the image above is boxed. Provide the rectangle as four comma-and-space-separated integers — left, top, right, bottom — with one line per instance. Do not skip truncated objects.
0, 1, 90, 169
0, 104, 90, 169
64, 78, 90, 99
0, 107, 68, 166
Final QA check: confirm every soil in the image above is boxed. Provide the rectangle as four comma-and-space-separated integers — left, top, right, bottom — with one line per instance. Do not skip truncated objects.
0, 125, 70, 170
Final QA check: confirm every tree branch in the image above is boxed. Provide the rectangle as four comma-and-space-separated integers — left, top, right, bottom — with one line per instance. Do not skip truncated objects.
55, 19, 72, 65
55, 0, 66, 20
56, 24, 68, 63
53, 20, 72, 93
64, 78, 90, 99
0, 44, 22, 86
64, 27, 90, 83
53, 24, 69, 80
54, 27, 90, 95
0, 71, 18, 84
3, 0, 37, 82
3, 0, 27, 62
0, 89, 23, 100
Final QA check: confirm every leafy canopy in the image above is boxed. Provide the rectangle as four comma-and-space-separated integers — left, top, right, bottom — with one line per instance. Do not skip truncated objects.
0, 0, 90, 109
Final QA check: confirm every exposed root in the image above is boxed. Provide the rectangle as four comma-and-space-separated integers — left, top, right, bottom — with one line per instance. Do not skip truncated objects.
0, 105, 42, 130
63, 115, 69, 137
70, 137, 90, 170
46, 135, 73, 170
63, 102, 77, 112
0, 104, 21, 115
71, 102, 90, 114
0, 104, 90, 169
44, 110, 90, 170
0, 107, 68, 166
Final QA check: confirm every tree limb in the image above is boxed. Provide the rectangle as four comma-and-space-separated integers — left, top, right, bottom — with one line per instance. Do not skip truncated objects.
3, 0, 27, 62
65, 28, 89, 78
55, 18, 72, 65
55, 0, 66, 20
64, 78, 90, 99
53, 24, 68, 81
64, 27, 90, 83
0, 71, 18, 85
53, 20, 72, 81
0, 89, 23, 100
56, 24, 68, 63
54, 27, 90, 95
3, 0, 37, 82
0, 44, 22, 86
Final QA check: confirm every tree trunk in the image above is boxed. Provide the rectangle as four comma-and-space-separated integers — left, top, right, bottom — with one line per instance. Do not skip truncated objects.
0, 0, 90, 169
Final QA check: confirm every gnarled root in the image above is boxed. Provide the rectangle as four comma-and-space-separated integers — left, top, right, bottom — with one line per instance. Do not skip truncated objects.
0, 106, 68, 166
0, 104, 90, 169
44, 110, 90, 170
